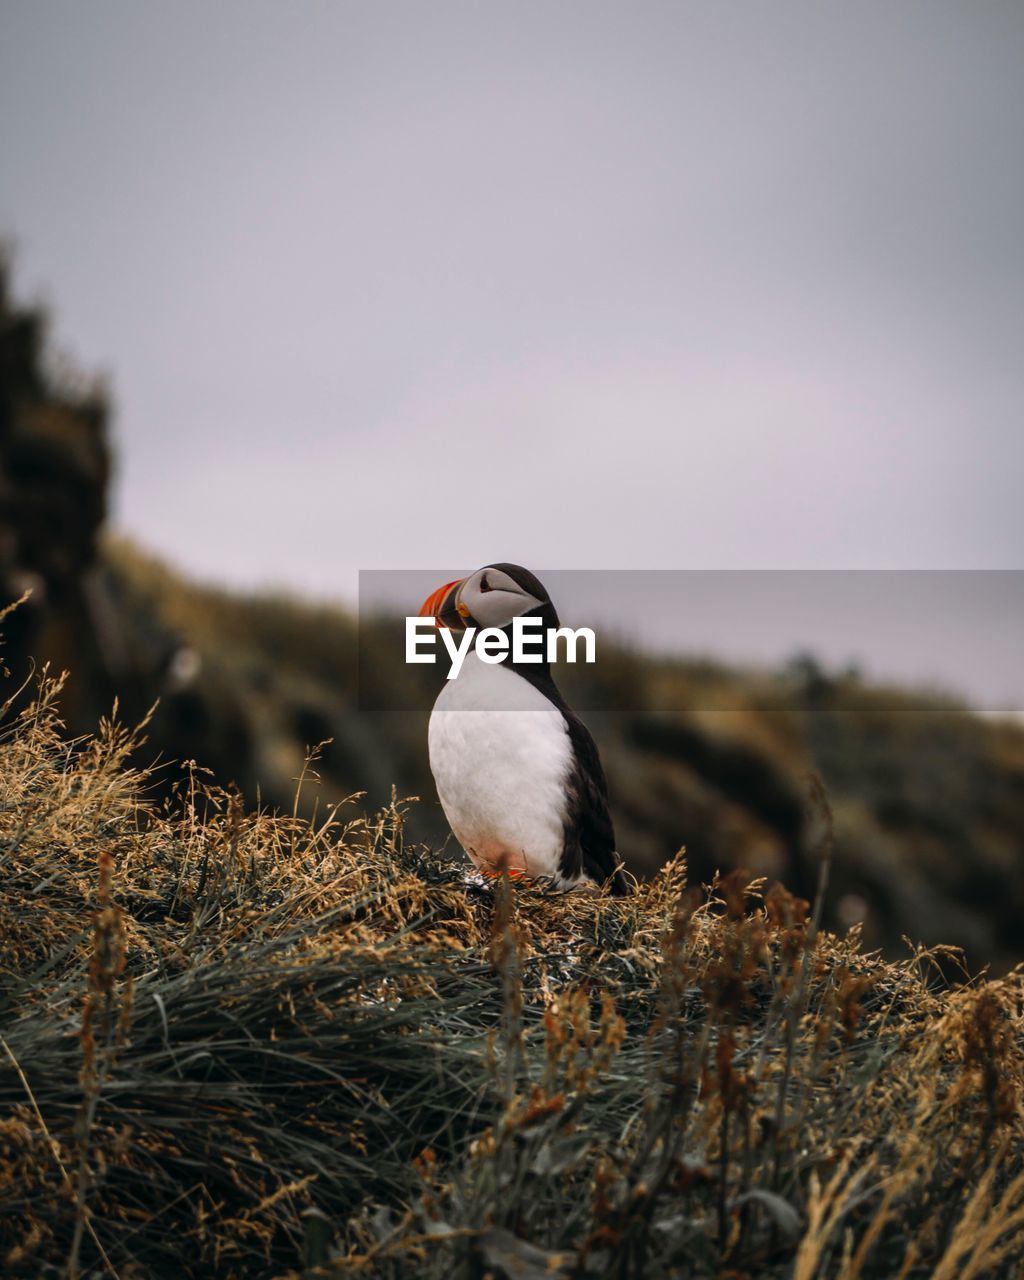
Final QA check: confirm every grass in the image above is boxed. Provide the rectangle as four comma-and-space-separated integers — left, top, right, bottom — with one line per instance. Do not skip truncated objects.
1, 669, 1023, 1279
98, 538, 1024, 976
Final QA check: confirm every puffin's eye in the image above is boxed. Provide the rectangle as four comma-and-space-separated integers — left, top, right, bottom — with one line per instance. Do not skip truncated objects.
479, 575, 492, 593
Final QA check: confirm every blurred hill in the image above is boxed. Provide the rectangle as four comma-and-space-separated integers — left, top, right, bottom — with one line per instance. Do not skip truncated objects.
3, 258, 1023, 973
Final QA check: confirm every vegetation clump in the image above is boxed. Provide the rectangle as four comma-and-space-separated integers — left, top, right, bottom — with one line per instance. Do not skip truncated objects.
1, 673, 1022, 1278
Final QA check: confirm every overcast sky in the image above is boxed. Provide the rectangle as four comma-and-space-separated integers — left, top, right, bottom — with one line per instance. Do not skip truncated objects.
1, 3, 1022, 704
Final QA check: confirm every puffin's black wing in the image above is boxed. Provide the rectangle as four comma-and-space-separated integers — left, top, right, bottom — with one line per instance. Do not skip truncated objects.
557, 706, 630, 895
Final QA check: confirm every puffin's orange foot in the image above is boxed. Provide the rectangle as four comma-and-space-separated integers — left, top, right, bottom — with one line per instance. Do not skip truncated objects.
479, 866, 528, 883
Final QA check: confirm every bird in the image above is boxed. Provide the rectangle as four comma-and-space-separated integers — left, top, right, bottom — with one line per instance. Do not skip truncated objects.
419, 563, 630, 895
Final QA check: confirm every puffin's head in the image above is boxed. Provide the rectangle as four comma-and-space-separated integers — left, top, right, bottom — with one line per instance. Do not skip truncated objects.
419, 563, 558, 631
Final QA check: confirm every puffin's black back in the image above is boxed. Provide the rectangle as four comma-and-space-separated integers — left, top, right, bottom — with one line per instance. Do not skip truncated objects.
486, 562, 629, 895
549, 690, 629, 895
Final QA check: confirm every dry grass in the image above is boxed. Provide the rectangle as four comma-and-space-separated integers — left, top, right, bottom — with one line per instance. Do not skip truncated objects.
97, 537, 1024, 976
1, 673, 1022, 1279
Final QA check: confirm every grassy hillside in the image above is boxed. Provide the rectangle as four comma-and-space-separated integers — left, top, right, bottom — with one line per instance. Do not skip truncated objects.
1, 672, 1023, 1278
95, 539, 1024, 974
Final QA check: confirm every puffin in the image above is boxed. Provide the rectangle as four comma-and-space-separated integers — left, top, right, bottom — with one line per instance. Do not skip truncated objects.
419, 563, 630, 895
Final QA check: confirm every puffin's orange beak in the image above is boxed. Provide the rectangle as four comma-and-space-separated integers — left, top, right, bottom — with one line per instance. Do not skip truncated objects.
419, 578, 466, 629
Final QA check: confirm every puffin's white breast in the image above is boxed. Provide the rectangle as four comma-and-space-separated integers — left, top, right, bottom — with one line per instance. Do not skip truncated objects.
427, 653, 574, 883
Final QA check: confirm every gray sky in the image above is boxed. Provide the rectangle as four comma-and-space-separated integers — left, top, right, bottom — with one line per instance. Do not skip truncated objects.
2, 3, 1023, 704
